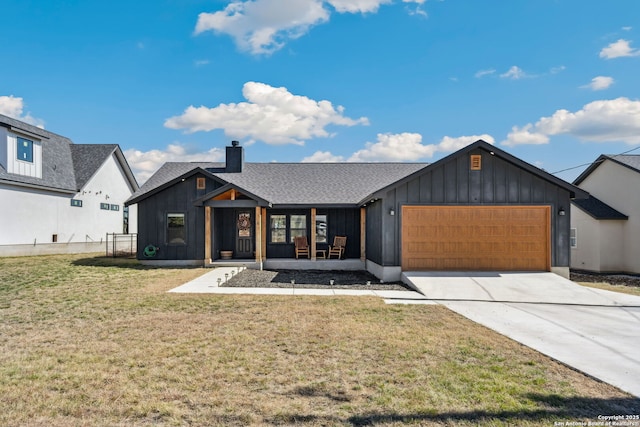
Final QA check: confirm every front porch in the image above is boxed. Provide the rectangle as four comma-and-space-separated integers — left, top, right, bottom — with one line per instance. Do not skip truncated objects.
207, 258, 366, 271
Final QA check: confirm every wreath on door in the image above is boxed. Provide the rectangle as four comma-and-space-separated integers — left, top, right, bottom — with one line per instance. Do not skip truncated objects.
237, 213, 251, 236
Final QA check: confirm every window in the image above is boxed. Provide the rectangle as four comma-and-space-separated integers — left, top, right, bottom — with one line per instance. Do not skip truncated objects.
70, 199, 83, 207
167, 213, 186, 245
17, 137, 34, 163
570, 228, 577, 248
270, 214, 287, 243
290, 215, 307, 243
269, 214, 308, 243
123, 206, 129, 234
316, 214, 327, 244
196, 177, 206, 190
110, 204, 120, 211
100, 203, 110, 210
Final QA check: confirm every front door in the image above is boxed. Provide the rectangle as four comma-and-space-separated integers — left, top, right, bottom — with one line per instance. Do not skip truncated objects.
235, 210, 253, 258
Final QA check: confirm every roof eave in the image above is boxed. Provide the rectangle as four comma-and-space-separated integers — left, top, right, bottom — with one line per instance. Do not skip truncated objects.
193, 183, 271, 207
0, 178, 77, 195
125, 167, 222, 206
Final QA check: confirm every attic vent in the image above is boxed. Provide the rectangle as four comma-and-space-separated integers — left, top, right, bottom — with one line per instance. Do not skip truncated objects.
196, 177, 206, 190
470, 154, 482, 171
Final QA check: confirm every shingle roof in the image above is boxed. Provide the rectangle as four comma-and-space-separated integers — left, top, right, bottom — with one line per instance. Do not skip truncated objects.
572, 195, 628, 220
1, 114, 137, 193
574, 154, 640, 185
0, 114, 77, 192
70, 144, 119, 189
609, 154, 640, 173
127, 162, 428, 206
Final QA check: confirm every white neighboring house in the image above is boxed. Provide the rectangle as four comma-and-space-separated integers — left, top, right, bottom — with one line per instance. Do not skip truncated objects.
0, 113, 138, 256
571, 154, 640, 274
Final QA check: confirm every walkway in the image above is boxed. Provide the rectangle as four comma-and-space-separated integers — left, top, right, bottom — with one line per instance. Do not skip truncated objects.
168, 267, 430, 303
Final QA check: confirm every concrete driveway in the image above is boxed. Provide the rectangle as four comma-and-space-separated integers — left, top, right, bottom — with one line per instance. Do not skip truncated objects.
402, 272, 640, 397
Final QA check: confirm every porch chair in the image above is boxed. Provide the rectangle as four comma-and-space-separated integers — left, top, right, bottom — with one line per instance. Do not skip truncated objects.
327, 236, 347, 259
294, 235, 310, 259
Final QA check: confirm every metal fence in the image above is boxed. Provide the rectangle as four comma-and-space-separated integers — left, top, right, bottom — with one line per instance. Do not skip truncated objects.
106, 233, 137, 258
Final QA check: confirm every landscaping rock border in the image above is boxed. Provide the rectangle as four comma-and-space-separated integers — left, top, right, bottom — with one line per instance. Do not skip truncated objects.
571, 270, 640, 288
222, 269, 412, 291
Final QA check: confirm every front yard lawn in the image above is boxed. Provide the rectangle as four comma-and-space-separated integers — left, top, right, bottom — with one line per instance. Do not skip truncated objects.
1, 254, 638, 426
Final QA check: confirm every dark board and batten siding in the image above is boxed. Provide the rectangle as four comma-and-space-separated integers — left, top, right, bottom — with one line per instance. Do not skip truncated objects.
136, 174, 223, 261
368, 147, 572, 268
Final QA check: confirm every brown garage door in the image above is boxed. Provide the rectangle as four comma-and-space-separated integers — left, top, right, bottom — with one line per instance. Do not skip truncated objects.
401, 206, 550, 271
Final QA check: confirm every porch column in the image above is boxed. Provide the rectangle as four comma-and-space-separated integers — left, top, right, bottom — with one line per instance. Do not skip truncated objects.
311, 208, 317, 261
204, 206, 212, 264
261, 207, 267, 262
255, 206, 262, 263
360, 207, 366, 262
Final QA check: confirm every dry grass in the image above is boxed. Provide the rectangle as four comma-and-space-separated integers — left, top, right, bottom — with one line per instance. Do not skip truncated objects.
577, 281, 640, 296
1, 254, 638, 426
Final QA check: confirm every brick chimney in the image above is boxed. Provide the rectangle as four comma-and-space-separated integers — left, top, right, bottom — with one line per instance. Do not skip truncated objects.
225, 140, 244, 173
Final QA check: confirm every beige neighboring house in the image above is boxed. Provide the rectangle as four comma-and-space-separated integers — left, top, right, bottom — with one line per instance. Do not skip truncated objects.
571, 155, 639, 273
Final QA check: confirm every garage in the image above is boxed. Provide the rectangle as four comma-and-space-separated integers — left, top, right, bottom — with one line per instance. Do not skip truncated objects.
401, 205, 550, 271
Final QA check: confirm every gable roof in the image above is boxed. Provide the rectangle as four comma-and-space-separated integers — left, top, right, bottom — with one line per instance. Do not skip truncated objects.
0, 114, 137, 194
126, 162, 428, 207
573, 154, 640, 185
572, 195, 628, 220
70, 144, 138, 191
0, 113, 77, 193
367, 140, 588, 201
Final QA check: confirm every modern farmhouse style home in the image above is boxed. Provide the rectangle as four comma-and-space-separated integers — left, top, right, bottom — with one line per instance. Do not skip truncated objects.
0, 114, 139, 256
126, 140, 586, 280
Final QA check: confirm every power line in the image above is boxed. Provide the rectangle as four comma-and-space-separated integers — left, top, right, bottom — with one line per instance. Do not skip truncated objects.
551, 144, 640, 175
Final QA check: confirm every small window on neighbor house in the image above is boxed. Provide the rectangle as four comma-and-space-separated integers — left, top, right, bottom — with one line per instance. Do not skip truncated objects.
167, 213, 186, 245
110, 204, 119, 211
100, 203, 110, 210
70, 199, 83, 207
17, 137, 34, 163
470, 154, 482, 170
270, 215, 287, 243
570, 228, 577, 248
196, 177, 206, 190
52, 234, 58, 243
316, 214, 327, 244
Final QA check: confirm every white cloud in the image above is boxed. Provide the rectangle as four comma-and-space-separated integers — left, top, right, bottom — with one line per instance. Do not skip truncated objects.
195, 0, 329, 55
124, 144, 225, 184
402, 0, 427, 17
550, 65, 566, 74
622, 26, 632, 31
500, 66, 529, 80
194, 0, 425, 54
474, 69, 496, 78
327, 0, 391, 13
164, 82, 369, 145
194, 59, 211, 67
0, 95, 45, 128
581, 76, 614, 91
503, 124, 549, 147
502, 97, 640, 146
599, 39, 640, 59
301, 150, 346, 162
347, 133, 494, 162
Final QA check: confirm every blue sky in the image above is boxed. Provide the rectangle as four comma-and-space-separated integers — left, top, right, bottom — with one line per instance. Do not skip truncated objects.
1, 0, 639, 183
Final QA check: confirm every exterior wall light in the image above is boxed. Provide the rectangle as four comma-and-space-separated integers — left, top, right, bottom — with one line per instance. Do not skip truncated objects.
389, 208, 395, 216
558, 208, 566, 216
